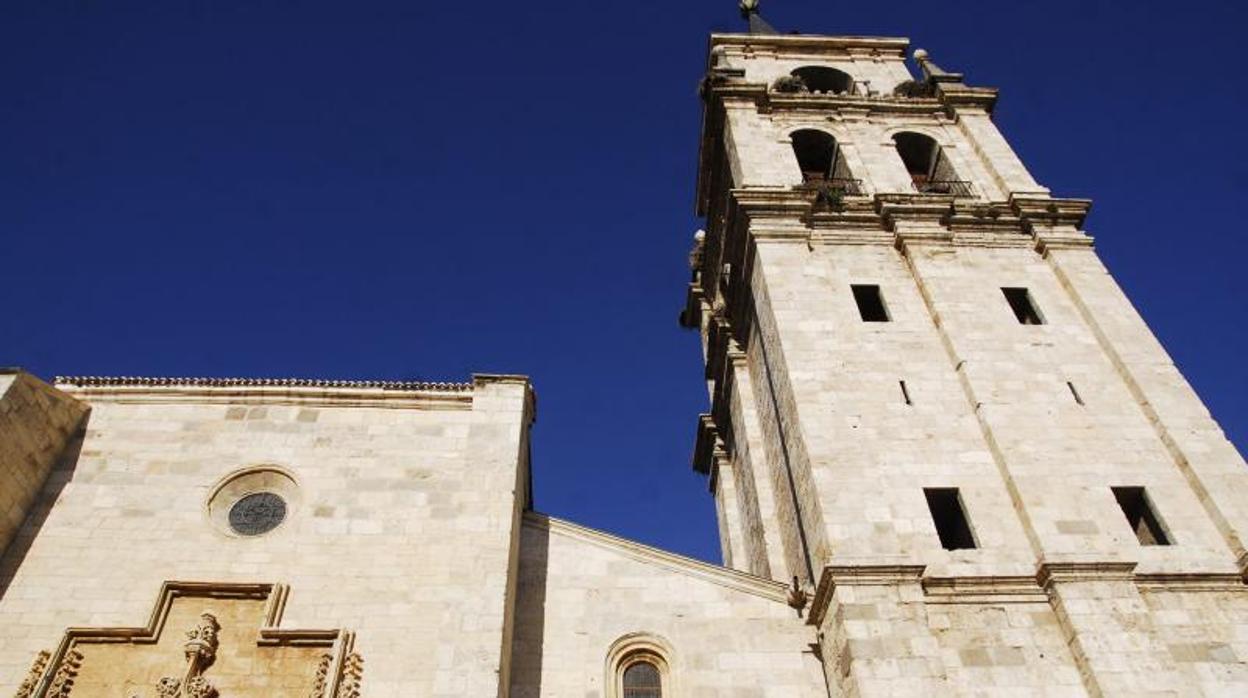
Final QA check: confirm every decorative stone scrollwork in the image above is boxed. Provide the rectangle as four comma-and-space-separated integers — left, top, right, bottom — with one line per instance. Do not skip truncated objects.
14, 582, 359, 698
309, 653, 332, 698
154, 677, 181, 698
14, 651, 50, 698
181, 676, 218, 698
184, 613, 221, 667
336, 653, 364, 698
46, 649, 83, 697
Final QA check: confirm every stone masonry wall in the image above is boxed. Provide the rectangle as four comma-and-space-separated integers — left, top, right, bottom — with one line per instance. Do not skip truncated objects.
0, 376, 533, 698
508, 513, 827, 697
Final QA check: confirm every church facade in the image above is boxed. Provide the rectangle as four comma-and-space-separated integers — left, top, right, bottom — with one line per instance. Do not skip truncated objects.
3, 15, 1248, 698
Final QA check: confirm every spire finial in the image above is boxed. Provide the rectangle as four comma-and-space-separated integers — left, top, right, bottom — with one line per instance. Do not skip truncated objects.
913, 48, 965, 84
738, 0, 778, 35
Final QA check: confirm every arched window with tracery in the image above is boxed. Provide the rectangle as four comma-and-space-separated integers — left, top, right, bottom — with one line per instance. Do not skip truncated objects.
621, 660, 662, 697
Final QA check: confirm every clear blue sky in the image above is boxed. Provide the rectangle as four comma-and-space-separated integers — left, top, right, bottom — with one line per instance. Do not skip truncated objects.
3, 1, 1245, 564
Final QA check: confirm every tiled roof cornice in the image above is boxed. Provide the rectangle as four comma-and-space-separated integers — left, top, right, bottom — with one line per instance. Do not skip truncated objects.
55, 375, 473, 392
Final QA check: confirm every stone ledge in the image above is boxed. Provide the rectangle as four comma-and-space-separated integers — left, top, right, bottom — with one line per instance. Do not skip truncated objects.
53, 375, 477, 409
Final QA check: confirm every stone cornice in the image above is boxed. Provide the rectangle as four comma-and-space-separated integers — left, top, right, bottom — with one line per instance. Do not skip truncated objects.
56, 375, 473, 391
922, 575, 1048, 604
692, 413, 718, 475
1135, 572, 1246, 593
1036, 561, 1138, 587
808, 564, 927, 626
55, 374, 477, 409
708, 33, 910, 58
524, 512, 791, 604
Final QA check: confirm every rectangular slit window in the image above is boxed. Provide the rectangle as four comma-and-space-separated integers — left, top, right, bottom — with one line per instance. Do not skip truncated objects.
1112, 487, 1171, 546
1067, 381, 1084, 405
851, 285, 890, 322
924, 488, 977, 550
1002, 287, 1044, 325
900, 380, 913, 406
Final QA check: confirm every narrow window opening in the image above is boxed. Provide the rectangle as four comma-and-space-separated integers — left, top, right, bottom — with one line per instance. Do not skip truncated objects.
899, 380, 912, 406
1067, 381, 1084, 406
622, 661, 663, 698
851, 284, 890, 322
924, 488, 977, 550
1002, 287, 1044, 325
1112, 487, 1171, 546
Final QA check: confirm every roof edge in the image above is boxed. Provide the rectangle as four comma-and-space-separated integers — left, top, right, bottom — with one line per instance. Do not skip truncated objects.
54, 375, 474, 392
709, 32, 910, 55
525, 511, 790, 604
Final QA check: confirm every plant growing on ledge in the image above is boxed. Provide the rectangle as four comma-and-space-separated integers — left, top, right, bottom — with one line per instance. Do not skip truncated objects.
772, 75, 808, 93
801, 179, 848, 212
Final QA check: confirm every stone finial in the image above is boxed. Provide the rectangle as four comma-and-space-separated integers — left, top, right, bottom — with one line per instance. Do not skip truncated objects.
738, 0, 778, 35
913, 48, 965, 84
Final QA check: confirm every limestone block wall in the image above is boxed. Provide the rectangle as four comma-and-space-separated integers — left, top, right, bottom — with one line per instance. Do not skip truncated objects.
508, 513, 827, 697
814, 575, 1084, 696
0, 370, 88, 559
0, 375, 533, 698
903, 241, 1237, 572
725, 353, 788, 579
749, 240, 1038, 577
1141, 588, 1248, 694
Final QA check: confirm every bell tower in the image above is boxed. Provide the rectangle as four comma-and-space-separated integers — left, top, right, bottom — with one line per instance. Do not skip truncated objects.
684, 4, 1248, 695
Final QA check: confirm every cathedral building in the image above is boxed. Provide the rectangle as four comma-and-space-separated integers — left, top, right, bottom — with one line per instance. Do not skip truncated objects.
3, 6, 1247, 697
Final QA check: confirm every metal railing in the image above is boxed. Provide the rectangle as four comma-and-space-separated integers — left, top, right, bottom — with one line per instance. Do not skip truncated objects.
912, 179, 975, 197
800, 176, 865, 197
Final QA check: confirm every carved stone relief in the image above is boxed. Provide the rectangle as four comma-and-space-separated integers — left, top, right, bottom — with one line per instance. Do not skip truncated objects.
12, 582, 362, 698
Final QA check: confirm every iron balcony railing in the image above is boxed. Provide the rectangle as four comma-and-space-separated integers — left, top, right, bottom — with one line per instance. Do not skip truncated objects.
912, 179, 975, 197
800, 176, 865, 197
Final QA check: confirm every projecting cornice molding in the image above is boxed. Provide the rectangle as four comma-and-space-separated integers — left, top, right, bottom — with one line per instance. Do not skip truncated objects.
717, 188, 1094, 248
56, 375, 473, 391
708, 33, 910, 58
1035, 561, 1138, 587
55, 374, 477, 409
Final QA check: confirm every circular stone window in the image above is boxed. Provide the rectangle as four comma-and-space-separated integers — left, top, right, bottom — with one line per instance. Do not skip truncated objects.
228, 492, 287, 536
206, 466, 300, 538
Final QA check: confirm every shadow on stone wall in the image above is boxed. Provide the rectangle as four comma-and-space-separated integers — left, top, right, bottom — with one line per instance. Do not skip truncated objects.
507, 517, 548, 697
0, 413, 88, 601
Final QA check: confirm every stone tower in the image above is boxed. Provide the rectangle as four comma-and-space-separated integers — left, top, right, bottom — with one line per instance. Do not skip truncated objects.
683, 9, 1248, 696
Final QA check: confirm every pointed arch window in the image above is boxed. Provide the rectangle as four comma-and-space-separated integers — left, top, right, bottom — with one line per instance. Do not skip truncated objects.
892, 131, 972, 196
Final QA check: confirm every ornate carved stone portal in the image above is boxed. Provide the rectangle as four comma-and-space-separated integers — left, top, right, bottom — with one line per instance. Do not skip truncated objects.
13, 582, 362, 698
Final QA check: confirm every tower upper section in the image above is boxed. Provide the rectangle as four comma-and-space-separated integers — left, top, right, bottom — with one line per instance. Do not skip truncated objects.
694, 31, 1061, 221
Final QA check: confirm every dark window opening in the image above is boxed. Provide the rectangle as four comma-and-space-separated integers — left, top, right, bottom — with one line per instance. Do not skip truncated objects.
791, 66, 853, 94
900, 380, 913, 406
622, 661, 662, 698
1112, 487, 1171, 546
851, 284, 890, 322
892, 132, 966, 194
791, 129, 853, 185
1002, 287, 1044, 325
1067, 381, 1084, 406
925, 488, 977, 550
